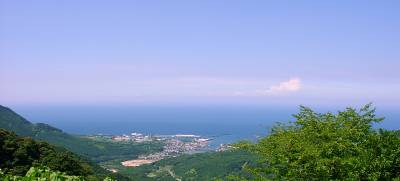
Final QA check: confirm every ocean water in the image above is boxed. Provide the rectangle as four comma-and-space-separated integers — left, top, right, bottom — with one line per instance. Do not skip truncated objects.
9, 104, 400, 145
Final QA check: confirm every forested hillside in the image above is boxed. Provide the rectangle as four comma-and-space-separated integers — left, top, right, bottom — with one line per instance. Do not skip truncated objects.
0, 128, 121, 180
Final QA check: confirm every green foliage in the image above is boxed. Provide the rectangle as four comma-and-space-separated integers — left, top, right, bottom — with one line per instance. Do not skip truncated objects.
0, 128, 129, 180
0, 129, 92, 176
0, 167, 83, 181
234, 104, 400, 180
0, 167, 117, 181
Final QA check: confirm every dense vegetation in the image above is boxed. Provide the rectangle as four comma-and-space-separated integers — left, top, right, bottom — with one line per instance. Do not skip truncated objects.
0, 128, 115, 180
119, 150, 258, 180
0, 167, 116, 181
0, 105, 163, 164
0, 167, 85, 181
234, 104, 400, 180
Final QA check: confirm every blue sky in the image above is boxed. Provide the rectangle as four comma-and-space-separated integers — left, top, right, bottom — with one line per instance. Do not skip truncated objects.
1, 0, 399, 107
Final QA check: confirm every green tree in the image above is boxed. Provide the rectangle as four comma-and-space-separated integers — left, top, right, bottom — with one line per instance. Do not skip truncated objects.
0, 167, 116, 181
234, 104, 400, 180
0, 129, 93, 176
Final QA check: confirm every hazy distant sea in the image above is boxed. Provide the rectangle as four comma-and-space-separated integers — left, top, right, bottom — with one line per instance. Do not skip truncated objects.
10, 104, 400, 147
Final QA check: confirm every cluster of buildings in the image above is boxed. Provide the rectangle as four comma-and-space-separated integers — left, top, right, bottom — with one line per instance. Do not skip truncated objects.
112, 132, 211, 154
112, 132, 153, 142
111, 132, 212, 167
111, 132, 232, 154
123, 135, 210, 167
163, 137, 209, 154
112, 132, 210, 148
105, 132, 237, 169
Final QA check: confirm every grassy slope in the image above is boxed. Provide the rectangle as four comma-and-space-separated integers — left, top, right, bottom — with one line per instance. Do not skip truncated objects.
120, 150, 258, 180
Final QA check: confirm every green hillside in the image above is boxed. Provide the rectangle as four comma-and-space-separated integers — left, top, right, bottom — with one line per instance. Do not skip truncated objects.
114, 150, 258, 180
0, 128, 120, 180
0, 105, 163, 164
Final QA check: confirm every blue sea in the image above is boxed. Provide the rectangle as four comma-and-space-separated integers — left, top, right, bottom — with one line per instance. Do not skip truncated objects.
9, 104, 400, 147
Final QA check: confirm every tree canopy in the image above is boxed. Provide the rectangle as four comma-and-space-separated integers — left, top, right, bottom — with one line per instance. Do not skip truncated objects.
234, 104, 400, 180
0, 128, 93, 176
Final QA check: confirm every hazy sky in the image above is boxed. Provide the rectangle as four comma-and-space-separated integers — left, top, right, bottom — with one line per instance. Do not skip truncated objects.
1, 0, 399, 107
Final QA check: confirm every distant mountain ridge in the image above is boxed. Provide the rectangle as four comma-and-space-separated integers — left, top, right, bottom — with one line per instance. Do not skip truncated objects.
0, 105, 66, 134
0, 105, 46, 134
0, 105, 92, 155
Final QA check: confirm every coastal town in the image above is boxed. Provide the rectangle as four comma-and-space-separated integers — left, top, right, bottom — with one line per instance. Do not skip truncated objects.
117, 133, 209, 167
105, 132, 227, 168
87, 132, 234, 173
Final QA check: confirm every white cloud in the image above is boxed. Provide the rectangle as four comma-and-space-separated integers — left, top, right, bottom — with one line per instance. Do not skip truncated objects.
256, 78, 302, 95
